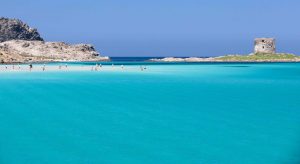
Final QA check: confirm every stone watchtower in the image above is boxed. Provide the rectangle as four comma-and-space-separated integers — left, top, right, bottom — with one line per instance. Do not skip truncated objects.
254, 38, 276, 54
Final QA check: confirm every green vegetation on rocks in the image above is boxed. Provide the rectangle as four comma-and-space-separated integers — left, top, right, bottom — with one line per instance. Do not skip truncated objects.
215, 53, 300, 62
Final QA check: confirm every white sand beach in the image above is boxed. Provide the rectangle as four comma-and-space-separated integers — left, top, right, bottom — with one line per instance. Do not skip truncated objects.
0, 64, 148, 73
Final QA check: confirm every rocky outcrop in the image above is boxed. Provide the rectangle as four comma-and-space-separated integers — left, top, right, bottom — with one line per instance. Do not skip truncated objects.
0, 40, 109, 63
0, 17, 43, 42
0, 17, 108, 63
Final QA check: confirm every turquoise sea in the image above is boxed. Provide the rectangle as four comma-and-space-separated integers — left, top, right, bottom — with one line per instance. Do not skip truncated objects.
0, 61, 300, 164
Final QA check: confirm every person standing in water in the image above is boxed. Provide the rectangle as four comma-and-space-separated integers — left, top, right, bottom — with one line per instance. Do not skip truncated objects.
42, 64, 46, 71
29, 64, 33, 72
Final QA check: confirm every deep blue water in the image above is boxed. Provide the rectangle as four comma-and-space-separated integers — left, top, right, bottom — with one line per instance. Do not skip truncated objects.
110, 57, 159, 62
0, 62, 300, 164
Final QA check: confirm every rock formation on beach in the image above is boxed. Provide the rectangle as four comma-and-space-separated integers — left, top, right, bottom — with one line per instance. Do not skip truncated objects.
0, 40, 109, 63
0, 17, 108, 63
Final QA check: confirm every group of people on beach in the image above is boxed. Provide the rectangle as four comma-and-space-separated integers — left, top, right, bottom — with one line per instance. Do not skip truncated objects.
3, 64, 21, 70
58, 64, 68, 70
1, 63, 148, 72
140, 65, 147, 71
29, 63, 47, 71
91, 64, 102, 71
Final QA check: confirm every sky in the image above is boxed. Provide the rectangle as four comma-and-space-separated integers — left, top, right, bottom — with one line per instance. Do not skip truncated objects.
1, 0, 300, 57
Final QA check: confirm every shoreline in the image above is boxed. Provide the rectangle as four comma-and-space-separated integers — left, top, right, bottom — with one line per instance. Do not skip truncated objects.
149, 54, 300, 63
0, 57, 110, 65
2, 60, 300, 66
149, 60, 300, 63
0, 63, 148, 73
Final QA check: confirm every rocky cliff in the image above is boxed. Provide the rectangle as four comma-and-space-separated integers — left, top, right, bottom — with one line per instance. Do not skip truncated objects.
0, 17, 43, 42
0, 17, 108, 63
0, 40, 109, 63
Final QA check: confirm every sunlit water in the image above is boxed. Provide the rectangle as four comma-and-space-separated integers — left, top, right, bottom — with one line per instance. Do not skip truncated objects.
0, 63, 300, 164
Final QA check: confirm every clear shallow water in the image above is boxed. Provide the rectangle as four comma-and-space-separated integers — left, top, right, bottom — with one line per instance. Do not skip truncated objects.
0, 63, 300, 164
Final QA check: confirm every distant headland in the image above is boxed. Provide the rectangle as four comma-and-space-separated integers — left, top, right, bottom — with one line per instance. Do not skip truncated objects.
1, 17, 299, 64
150, 38, 300, 62
0, 17, 109, 63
